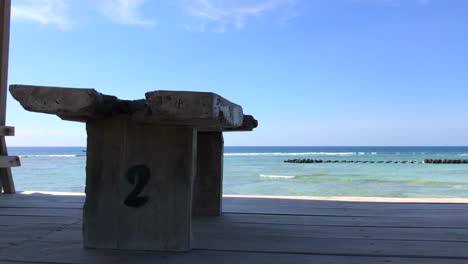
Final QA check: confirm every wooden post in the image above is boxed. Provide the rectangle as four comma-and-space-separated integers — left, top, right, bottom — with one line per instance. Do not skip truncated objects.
83, 116, 197, 251
0, 0, 15, 194
193, 132, 224, 216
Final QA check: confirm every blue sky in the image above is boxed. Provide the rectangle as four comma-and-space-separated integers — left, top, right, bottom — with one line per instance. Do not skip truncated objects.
5, 0, 468, 146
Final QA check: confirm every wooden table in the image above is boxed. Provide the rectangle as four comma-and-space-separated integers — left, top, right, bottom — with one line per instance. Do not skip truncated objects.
10, 84, 257, 251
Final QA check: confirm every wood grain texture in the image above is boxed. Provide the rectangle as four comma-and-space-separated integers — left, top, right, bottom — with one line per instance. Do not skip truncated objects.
0, 156, 19, 168
145, 90, 243, 128
83, 116, 197, 251
222, 115, 258, 132
3, 193, 468, 263
0, 0, 10, 125
10, 85, 257, 131
8, 85, 128, 122
6, 240, 468, 264
0, 139, 13, 193
193, 132, 223, 216
223, 196, 468, 210
0, 0, 14, 194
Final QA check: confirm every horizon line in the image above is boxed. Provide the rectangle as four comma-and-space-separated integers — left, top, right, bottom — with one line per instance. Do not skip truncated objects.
7, 145, 468, 148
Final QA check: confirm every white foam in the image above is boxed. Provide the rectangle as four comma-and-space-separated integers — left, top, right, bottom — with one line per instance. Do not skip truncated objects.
224, 152, 356, 157
259, 174, 296, 179
21, 191, 85, 196
19, 154, 81, 158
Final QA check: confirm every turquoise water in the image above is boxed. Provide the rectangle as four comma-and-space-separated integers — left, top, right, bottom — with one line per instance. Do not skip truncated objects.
8, 146, 468, 197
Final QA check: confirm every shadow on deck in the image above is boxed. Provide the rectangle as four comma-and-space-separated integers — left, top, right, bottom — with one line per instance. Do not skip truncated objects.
1, 192, 468, 263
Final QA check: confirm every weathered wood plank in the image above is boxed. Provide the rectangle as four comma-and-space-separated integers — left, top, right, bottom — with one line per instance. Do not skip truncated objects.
0, 224, 66, 246
8, 85, 129, 122
220, 213, 468, 229
0, 201, 83, 209
224, 206, 468, 218
0, 126, 13, 136
6, 216, 468, 260
10, 85, 255, 131
145, 90, 243, 128
83, 116, 197, 251
0, 156, 19, 168
225, 195, 468, 203
34, 217, 468, 244
0, 195, 85, 209
0, 0, 10, 127
194, 219, 468, 242
2, 219, 468, 263
0, 215, 78, 225
0, 192, 84, 208
4, 194, 468, 262
194, 231, 468, 258
0, 207, 81, 217
223, 114, 258, 131
4, 193, 468, 215
223, 196, 468, 211
199, 114, 258, 132
4, 207, 468, 231
193, 132, 224, 216
0, 0, 14, 194
5, 241, 468, 264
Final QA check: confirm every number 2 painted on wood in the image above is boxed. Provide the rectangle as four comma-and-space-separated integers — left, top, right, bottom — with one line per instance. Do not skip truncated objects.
124, 165, 151, 208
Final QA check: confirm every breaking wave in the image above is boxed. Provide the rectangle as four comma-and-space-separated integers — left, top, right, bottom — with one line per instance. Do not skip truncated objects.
259, 174, 296, 179
19, 154, 83, 158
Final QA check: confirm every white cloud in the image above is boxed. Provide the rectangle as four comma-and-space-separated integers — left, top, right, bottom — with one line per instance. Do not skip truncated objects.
11, 0, 73, 30
96, 0, 156, 26
185, 0, 298, 32
11, 0, 156, 30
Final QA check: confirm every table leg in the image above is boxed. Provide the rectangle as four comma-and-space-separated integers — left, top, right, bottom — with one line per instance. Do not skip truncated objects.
83, 116, 197, 251
193, 131, 224, 216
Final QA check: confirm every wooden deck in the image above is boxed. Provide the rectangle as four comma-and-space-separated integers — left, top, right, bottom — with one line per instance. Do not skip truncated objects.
2, 192, 468, 263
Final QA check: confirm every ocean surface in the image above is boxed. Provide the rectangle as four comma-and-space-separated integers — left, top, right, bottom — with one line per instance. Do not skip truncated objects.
8, 146, 468, 197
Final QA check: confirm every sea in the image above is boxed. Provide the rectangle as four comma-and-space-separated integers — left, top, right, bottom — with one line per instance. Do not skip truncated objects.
8, 146, 468, 198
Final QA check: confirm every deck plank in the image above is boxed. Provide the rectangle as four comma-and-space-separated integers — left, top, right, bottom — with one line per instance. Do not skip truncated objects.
224, 196, 468, 211
3, 241, 468, 264
36, 220, 468, 244
2, 193, 468, 263
222, 212, 468, 228
3, 207, 468, 229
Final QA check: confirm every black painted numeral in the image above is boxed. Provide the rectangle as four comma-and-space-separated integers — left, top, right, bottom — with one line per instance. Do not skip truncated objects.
124, 165, 150, 208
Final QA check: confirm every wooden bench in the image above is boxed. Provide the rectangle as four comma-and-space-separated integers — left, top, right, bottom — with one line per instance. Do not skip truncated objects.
10, 84, 257, 251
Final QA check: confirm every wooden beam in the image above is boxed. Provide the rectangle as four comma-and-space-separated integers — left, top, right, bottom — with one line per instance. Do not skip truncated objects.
10, 85, 250, 130
201, 114, 258, 132
0, 0, 15, 193
0, 0, 10, 125
9, 84, 123, 122
145, 90, 244, 128
0, 155, 20, 168
0, 125, 13, 136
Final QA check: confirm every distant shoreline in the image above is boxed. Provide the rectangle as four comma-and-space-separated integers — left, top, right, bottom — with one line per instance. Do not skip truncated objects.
19, 191, 468, 203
